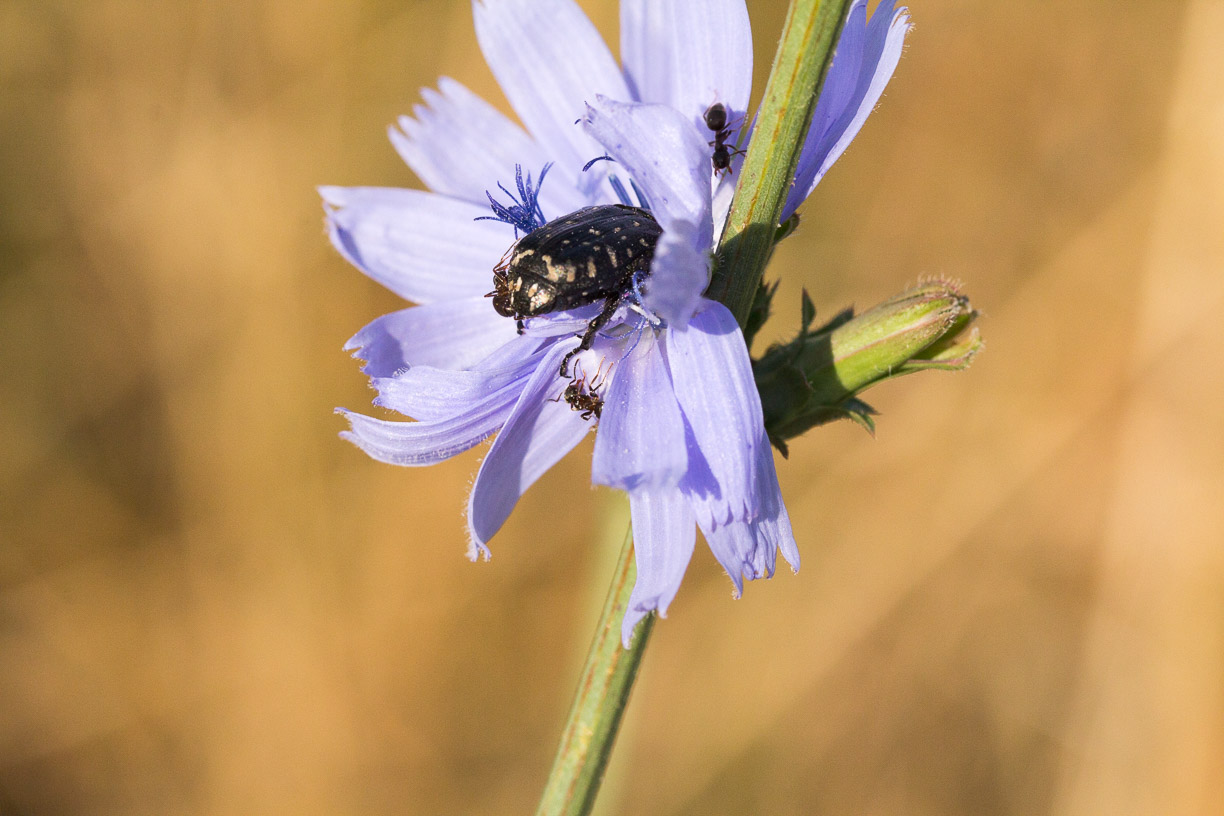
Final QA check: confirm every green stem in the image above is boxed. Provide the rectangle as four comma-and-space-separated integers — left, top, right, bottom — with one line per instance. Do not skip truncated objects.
536, 1, 850, 813
535, 528, 653, 816
709, 0, 852, 324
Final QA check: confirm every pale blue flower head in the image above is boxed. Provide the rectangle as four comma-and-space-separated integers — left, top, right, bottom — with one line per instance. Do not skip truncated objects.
323, 0, 911, 645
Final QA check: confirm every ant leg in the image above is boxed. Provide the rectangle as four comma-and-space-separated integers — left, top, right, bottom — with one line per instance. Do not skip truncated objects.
559, 294, 622, 377
590, 357, 613, 393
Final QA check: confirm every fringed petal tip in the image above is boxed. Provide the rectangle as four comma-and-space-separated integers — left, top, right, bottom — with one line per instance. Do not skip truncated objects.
780, 538, 800, 574
465, 468, 493, 562
466, 534, 492, 562
317, 185, 347, 208
335, 409, 363, 453
703, 510, 798, 599
723, 557, 773, 597
620, 605, 652, 648
620, 586, 676, 648
343, 340, 388, 377
342, 332, 404, 382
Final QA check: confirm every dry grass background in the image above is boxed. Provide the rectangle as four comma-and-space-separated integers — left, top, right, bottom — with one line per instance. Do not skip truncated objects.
3, 0, 1223, 813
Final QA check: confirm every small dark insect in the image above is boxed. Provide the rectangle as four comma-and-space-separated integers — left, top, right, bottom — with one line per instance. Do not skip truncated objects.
580, 360, 614, 419
703, 102, 745, 175
551, 376, 604, 421
703, 102, 729, 133
489, 204, 662, 377
566, 384, 603, 420
549, 360, 610, 421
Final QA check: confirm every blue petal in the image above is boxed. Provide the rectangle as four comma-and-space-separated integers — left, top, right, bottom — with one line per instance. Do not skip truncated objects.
473, 0, 630, 200
645, 220, 710, 326
667, 300, 763, 526
711, 167, 738, 238
467, 342, 594, 557
695, 441, 798, 595
753, 438, 799, 571
521, 303, 602, 338
582, 98, 713, 242
620, 0, 752, 123
583, 99, 714, 324
337, 389, 515, 467
389, 77, 583, 217
807, 2, 867, 150
783, 1, 911, 219
701, 518, 770, 598
622, 487, 696, 646
592, 334, 687, 490
373, 334, 546, 420
320, 186, 507, 303
345, 298, 518, 377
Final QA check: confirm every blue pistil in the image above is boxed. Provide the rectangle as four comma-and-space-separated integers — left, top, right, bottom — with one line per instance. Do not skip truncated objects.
581, 154, 651, 211
475, 162, 552, 237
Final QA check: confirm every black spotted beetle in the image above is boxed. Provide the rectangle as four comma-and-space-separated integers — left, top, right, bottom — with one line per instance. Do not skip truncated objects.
489, 204, 662, 377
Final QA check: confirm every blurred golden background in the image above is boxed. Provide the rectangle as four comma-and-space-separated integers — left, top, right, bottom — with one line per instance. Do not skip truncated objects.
3, 0, 1223, 813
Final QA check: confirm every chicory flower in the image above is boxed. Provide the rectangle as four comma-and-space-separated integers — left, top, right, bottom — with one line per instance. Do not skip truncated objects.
323, 0, 911, 644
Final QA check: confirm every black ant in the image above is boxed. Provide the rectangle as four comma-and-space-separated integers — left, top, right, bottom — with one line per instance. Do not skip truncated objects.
704, 103, 746, 175
564, 381, 603, 421
550, 360, 611, 421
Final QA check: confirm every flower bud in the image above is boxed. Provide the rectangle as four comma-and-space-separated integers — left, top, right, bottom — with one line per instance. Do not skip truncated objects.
754, 279, 981, 451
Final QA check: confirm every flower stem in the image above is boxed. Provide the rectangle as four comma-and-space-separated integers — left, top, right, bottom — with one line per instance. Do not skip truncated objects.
710, 0, 852, 325
537, 1, 850, 813
535, 527, 652, 816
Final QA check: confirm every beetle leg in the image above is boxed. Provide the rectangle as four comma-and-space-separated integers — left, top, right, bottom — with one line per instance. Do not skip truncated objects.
516, 318, 525, 335
559, 293, 622, 377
